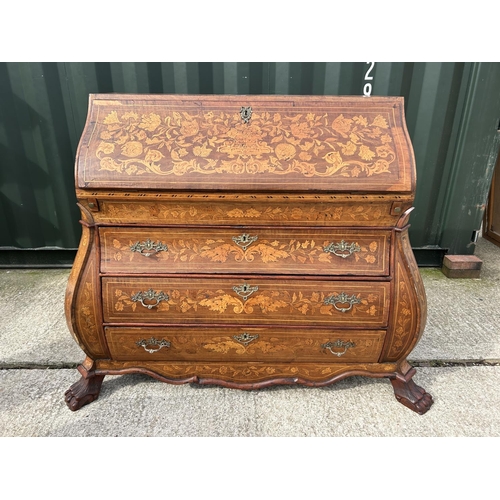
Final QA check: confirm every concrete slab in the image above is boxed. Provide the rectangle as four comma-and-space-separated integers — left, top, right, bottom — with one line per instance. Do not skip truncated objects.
411, 237, 500, 361
0, 366, 498, 436
0, 268, 82, 365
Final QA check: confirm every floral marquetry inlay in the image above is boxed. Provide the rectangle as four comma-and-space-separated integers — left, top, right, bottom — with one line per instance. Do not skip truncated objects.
112, 286, 382, 320
67, 96, 430, 414
98, 200, 395, 227
95, 109, 396, 179
75, 262, 107, 358
109, 235, 381, 266
200, 336, 381, 359
98, 360, 397, 383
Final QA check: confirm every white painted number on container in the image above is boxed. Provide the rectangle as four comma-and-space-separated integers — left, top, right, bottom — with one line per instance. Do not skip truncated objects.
363, 62, 375, 96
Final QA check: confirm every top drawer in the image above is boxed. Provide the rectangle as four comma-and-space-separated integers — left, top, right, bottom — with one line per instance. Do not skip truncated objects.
100, 227, 390, 276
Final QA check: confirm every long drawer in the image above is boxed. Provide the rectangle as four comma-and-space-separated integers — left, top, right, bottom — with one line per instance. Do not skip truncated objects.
102, 277, 390, 327
100, 227, 390, 276
105, 326, 386, 363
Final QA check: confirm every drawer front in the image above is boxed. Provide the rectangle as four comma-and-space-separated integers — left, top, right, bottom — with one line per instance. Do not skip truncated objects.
102, 277, 390, 327
95, 198, 403, 227
105, 326, 386, 363
100, 227, 390, 276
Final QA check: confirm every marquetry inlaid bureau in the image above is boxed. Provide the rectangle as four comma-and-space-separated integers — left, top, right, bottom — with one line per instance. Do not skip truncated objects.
64, 94, 433, 414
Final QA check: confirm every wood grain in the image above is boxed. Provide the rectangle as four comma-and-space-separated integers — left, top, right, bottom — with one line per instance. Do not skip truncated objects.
100, 227, 390, 276
78, 95, 415, 193
65, 94, 431, 414
105, 326, 386, 363
102, 277, 390, 327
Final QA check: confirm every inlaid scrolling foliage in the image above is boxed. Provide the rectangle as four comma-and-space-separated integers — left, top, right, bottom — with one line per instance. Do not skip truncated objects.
97, 109, 395, 178
104, 360, 395, 380
110, 236, 380, 265
201, 336, 377, 357
203, 337, 296, 355
393, 280, 412, 350
76, 264, 106, 357
100, 201, 389, 225
388, 261, 416, 358
113, 287, 380, 317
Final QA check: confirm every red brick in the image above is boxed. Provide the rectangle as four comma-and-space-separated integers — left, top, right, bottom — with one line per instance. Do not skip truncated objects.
441, 267, 481, 279
442, 254, 483, 270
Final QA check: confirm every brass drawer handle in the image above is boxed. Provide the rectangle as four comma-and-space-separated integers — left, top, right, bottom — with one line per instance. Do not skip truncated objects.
323, 240, 361, 259
233, 283, 259, 301
130, 239, 168, 257
233, 332, 259, 345
131, 288, 169, 309
136, 337, 171, 354
322, 340, 356, 357
232, 233, 258, 251
324, 292, 361, 313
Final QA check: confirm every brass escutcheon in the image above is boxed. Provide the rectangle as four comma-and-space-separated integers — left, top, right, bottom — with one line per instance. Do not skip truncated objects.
233, 332, 259, 346
232, 283, 259, 301
240, 106, 252, 123
324, 292, 362, 313
136, 337, 171, 353
323, 240, 361, 259
232, 233, 258, 251
321, 339, 355, 357
131, 288, 169, 309
130, 239, 168, 257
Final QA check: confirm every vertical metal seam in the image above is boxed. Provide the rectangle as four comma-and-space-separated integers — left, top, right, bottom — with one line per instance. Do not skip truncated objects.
437, 62, 480, 242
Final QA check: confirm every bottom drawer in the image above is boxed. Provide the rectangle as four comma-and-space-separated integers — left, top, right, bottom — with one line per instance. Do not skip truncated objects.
105, 326, 386, 363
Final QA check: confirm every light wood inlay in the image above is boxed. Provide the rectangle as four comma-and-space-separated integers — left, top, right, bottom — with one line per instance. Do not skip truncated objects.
102, 277, 390, 327
65, 94, 431, 414
100, 227, 390, 276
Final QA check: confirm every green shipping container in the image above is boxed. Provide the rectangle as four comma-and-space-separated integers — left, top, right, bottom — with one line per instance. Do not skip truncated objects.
1, 62, 499, 267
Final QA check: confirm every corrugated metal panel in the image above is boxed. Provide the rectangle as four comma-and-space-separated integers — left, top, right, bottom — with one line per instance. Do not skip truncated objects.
0, 62, 80, 250
1, 62, 499, 266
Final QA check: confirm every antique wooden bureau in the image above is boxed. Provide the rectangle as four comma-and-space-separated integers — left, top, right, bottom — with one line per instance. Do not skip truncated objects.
64, 94, 433, 414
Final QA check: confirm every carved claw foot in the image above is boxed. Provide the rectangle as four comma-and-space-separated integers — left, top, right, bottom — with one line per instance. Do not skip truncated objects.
65, 372, 105, 411
390, 368, 433, 415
